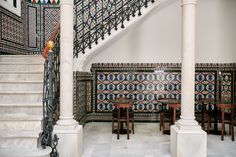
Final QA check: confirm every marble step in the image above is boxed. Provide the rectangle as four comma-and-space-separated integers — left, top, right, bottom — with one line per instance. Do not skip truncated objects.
0, 63, 44, 72
0, 104, 42, 115
0, 71, 43, 81
0, 114, 43, 131
0, 130, 41, 149
0, 91, 43, 104
0, 55, 45, 64
0, 147, 51, 157
0, 81, 43, 91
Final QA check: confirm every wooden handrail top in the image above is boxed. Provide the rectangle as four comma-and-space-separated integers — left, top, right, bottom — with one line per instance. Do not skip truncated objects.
42, 22, 60, 60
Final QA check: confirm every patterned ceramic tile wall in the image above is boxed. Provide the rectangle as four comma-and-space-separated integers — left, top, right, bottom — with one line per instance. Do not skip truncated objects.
73, 72, 93, 123
1, 13, 24, 45
0, 6, 27, 54
90, 63, 235, 117
220, 72, 233, 101
194, 71, 216, 112
27, 5, 39, 48
87, 81, 92, 112
0, 1, 59, 54
76, 81, 87, 121
95, 70, 182, 113
43, 7, 60, 45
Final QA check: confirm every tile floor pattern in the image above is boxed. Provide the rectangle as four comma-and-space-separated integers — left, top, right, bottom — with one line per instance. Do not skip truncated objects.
82, 122, 236, 157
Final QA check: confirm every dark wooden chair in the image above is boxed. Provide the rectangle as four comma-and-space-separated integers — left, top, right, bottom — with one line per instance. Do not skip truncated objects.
216, 103, 235, 141
168, 103, 181, 124
159, 99, 172, 132
158, 98, 180, 134
199, 98, 216, 134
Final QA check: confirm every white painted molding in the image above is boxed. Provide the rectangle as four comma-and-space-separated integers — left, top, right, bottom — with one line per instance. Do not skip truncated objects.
60, 0, 74, 6
0, 0, 21, 17
182, 0, 197, 6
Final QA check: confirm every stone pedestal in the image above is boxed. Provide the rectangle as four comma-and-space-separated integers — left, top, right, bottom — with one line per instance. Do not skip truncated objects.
171, 124, 207, 157
53, 125, 83, 157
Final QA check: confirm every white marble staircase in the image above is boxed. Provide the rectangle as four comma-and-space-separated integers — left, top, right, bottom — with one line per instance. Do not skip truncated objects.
0, 55, 51, 157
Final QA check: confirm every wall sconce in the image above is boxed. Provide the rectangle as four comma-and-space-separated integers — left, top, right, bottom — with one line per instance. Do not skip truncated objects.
217, 69, 222, 82
154, 70, 164, 73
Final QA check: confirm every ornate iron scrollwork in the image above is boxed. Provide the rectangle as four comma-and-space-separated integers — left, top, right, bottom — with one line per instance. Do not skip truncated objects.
74, 0, 155, 56
41, 36, 60, 157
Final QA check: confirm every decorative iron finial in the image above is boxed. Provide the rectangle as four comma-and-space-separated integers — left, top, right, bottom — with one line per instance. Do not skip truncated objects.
47, 40, 55, 53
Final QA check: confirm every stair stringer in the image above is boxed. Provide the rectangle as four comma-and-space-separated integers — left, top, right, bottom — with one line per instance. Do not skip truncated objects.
73, 0, 177, 72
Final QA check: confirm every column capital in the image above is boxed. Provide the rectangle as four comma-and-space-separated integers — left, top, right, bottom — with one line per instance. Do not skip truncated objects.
61, 0, 74, 6
182, 0, 197, 6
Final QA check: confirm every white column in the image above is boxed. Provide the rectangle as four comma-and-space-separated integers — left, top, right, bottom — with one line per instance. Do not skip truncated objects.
56, 0, 76, 127
170, 0, 207, 157
53, 0, 83, 157
178, 0, 198, 128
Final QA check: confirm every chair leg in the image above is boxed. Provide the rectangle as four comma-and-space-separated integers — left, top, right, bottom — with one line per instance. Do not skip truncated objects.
232, 123, 234, 141
207, 114, 210, 134
126, 109, 129, 140
117, 109, 120, 140
132, 118, 134, 134
162, 114, 165, 134
231, 113, 234, 141
210, 115, 212, 129
112, 118, 114, 133
202, 113, 205, 130
221, 111, 224, 141
160, 113, 163, 131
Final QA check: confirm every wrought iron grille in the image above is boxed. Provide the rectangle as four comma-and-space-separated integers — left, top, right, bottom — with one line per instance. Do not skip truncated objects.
74, 0, 155, 56
41, 36, 60, 157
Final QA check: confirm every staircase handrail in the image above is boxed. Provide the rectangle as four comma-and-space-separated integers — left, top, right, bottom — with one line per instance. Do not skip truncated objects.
41, 22, 60, 157
42, 22, 60, 60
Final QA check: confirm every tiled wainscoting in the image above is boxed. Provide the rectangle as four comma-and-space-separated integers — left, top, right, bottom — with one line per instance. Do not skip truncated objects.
0, 1, 59, 54
74, 72, 93, 122
74, 63, 236, 124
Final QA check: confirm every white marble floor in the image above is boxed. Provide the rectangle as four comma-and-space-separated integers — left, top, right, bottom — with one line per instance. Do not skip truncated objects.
82, 122, 236, 157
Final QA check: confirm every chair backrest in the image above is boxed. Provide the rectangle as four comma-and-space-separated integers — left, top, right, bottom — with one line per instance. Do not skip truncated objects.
199, 98, 216, 111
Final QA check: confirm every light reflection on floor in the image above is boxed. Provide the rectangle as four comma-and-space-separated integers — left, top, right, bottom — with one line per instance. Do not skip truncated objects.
82, 122, 236, 157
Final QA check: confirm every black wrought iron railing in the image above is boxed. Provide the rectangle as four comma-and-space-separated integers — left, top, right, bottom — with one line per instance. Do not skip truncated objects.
41, 28, 60, 157
74, 0, 155, 56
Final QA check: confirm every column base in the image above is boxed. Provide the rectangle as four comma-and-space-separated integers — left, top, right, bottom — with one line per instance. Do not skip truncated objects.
53, 124, 83, 157
171, 124, 207, 157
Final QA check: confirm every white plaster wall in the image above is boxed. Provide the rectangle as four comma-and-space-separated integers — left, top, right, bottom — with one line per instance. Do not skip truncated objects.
196, 0, 236, 63
84, 0, 236, 71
